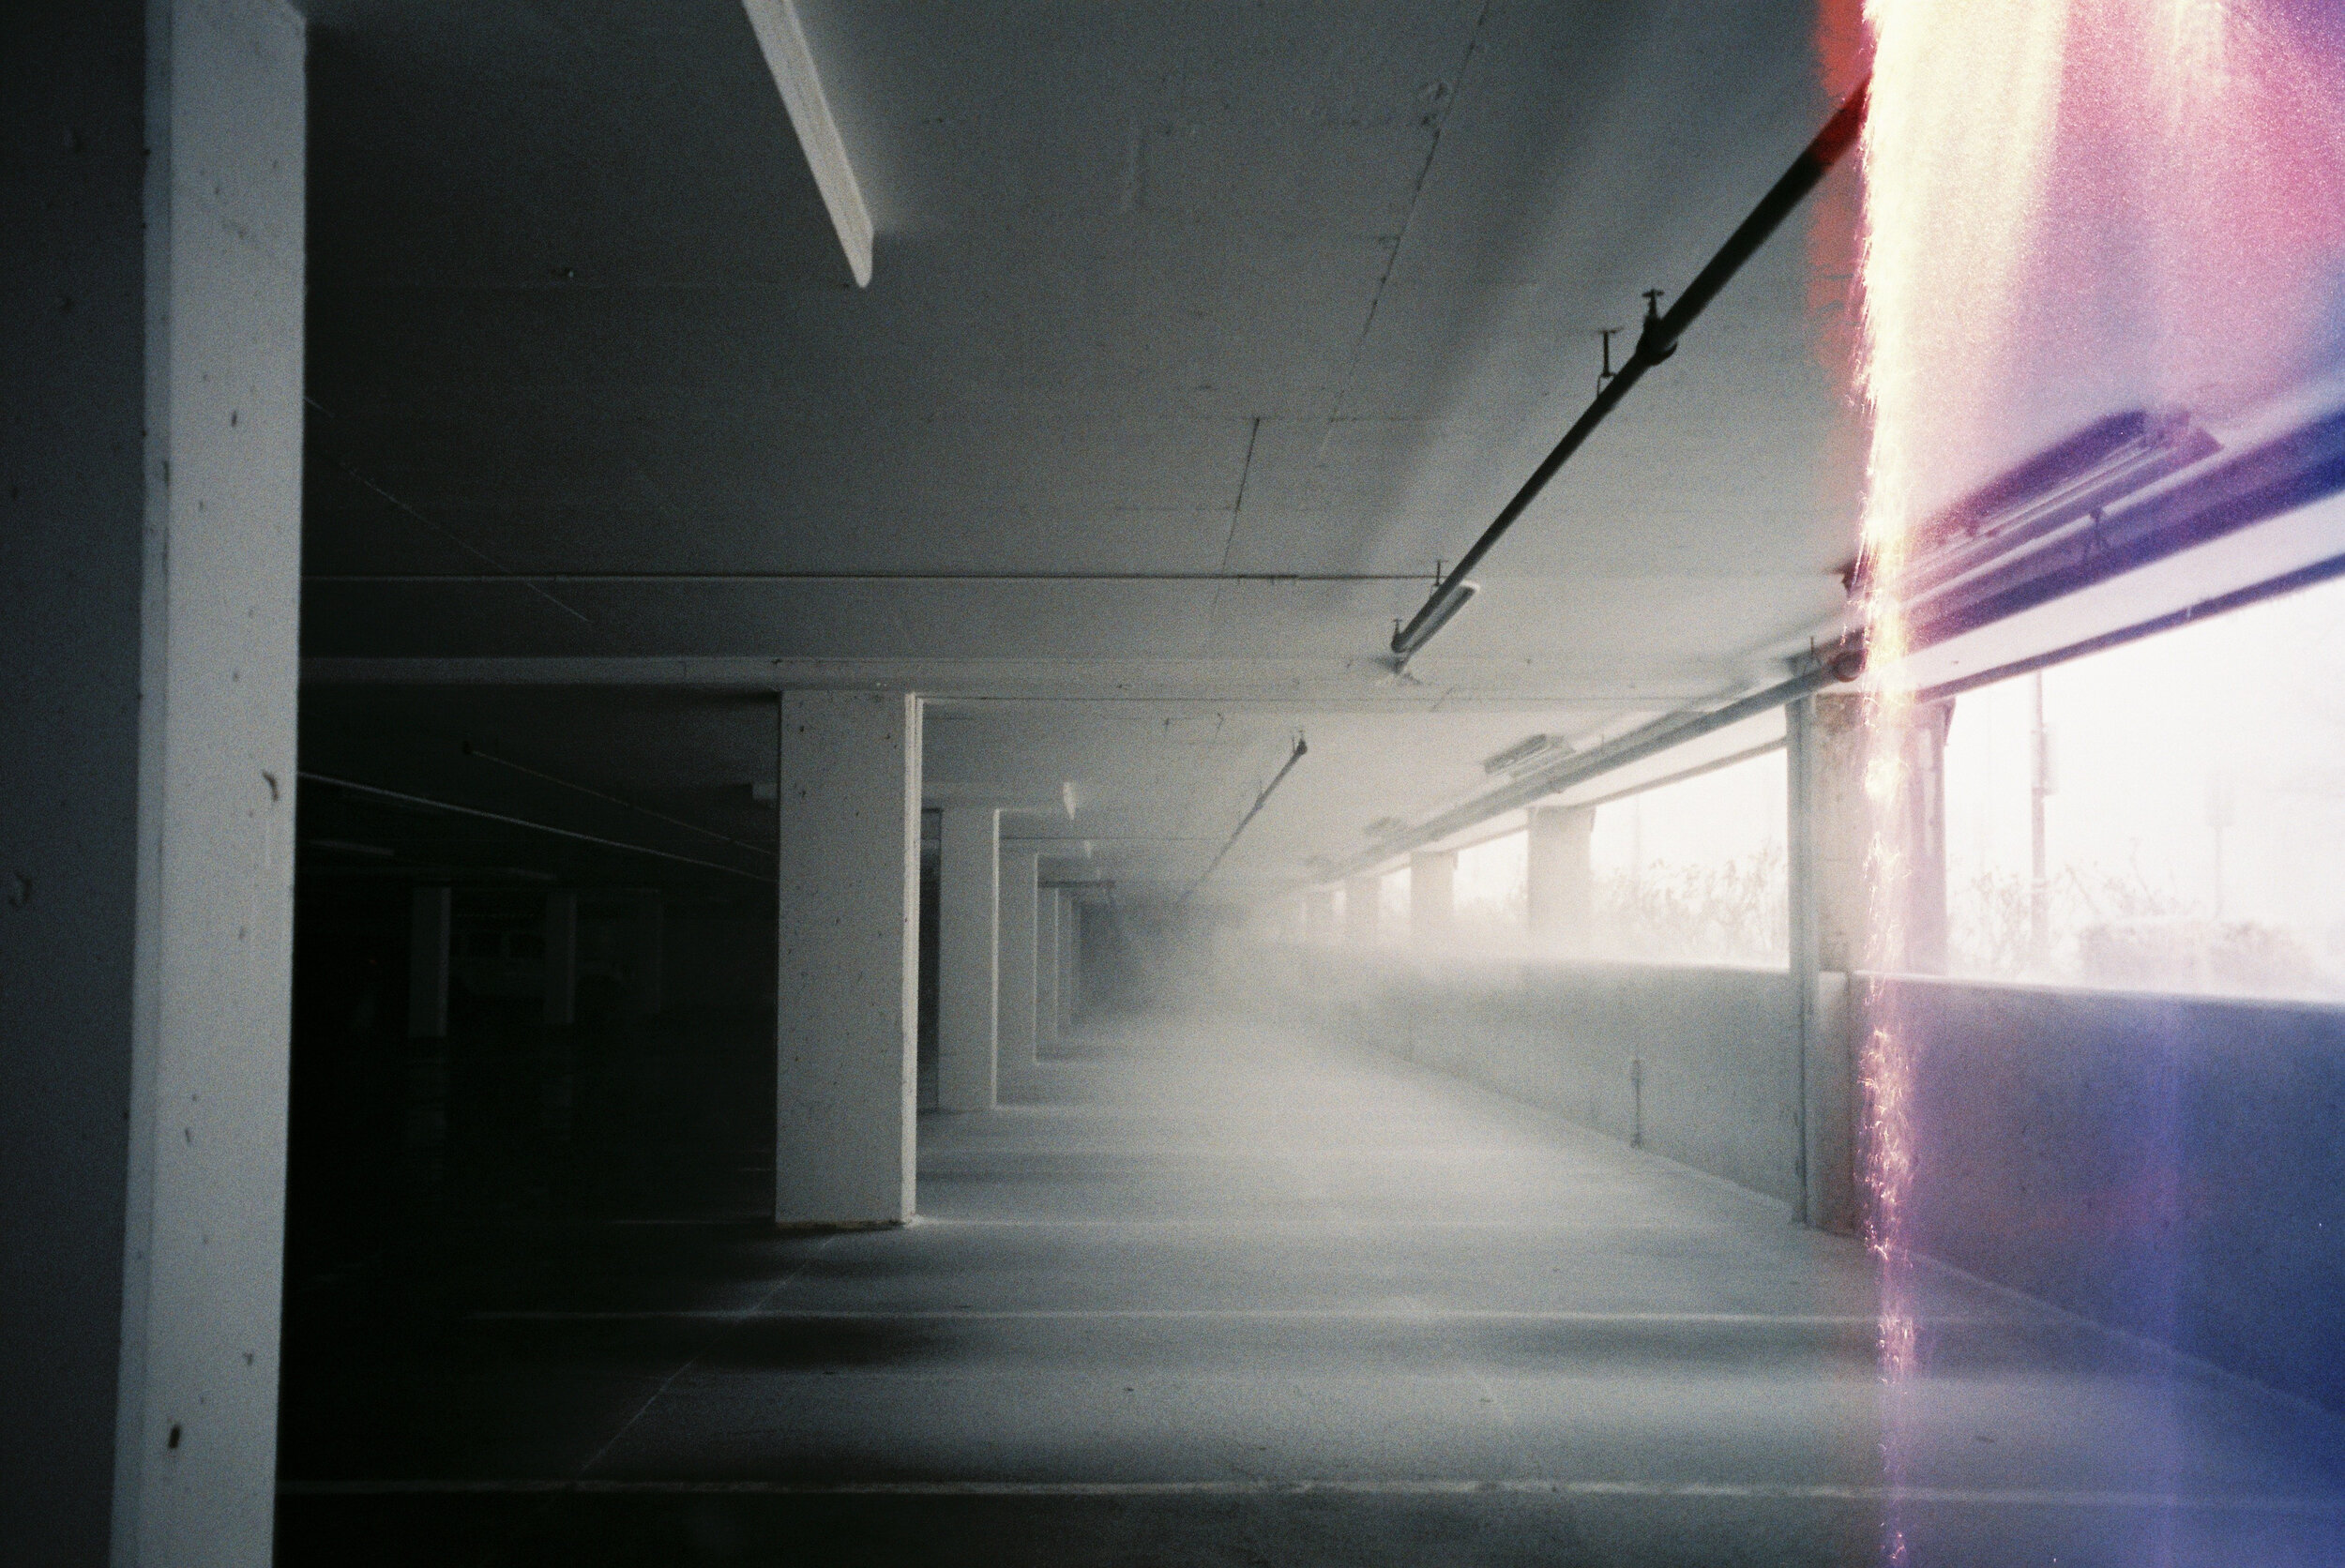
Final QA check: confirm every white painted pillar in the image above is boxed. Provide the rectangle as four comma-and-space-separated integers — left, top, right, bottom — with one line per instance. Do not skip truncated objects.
542, 891, 579, 1027
936, 806, 1001, 1110
1036, 886, 1062, 1049
1343, 874, 1380, 944
776, 690, 923, 1227
1528, 804, 1597, 950
998, 849, 1040, 1076
1410, 851, 1455, 942
407, 887, 452, 1039
0, 4, 306, 1561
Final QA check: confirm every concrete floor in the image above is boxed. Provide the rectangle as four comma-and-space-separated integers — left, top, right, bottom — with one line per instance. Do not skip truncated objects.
277, 1017, 2345, 1565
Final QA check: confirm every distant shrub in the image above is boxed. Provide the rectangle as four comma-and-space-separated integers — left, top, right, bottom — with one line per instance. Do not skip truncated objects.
1593, 846, 1787, 966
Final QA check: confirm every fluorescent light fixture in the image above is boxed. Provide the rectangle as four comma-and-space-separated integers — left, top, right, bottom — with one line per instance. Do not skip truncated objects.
1482, 733, 1573, 777
740, 0, 873, 287
1860, 409, 2219, 605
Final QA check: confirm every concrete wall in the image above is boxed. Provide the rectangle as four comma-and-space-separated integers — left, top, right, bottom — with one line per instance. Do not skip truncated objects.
1880, 976, 2345, 1410
1297, 952, 1805, 1206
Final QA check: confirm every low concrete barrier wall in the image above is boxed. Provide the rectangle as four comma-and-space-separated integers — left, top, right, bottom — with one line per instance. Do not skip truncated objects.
1287, 950, 1804, 1207
1876, 975, 2345, 1411
1269, 948, 2345, 1410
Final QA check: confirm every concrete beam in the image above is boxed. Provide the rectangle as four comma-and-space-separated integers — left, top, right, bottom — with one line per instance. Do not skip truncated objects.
775, 690, 922, 1226
926, 780, 1075, 820
298, 656, 1727, 712
739, 0, 873, 287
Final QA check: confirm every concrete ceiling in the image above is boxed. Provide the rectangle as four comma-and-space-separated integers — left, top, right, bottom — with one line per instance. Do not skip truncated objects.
295, 0, 1868, 900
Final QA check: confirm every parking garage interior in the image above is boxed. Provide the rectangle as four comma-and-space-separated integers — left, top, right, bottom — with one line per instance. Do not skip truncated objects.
9, 2, 2345, 1564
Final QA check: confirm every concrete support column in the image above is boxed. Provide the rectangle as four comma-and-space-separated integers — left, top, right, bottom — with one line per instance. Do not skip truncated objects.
1528, 805, 1597, 950
997, 848, 1040, 1078
1036, 886, 1062, 1049
1790, 691, 1949, 1233
1061, 899, 1082, 1030
1792, 693, 1864, 1233
937, 806, 1001, 1111
1803, 692, 1950, 978
0, 6, 308, 1561
776, 690, 923, 1227
1343, 874, 1380, 944
407, 887, 452, 1039
542, 891, 579, 1027
1409, 851, 1455, 943
1903, 701, 1953, 975
628, 892, 664, 1017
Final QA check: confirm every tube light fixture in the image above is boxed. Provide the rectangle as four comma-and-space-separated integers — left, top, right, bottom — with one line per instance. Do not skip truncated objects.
741, 0, 873, 287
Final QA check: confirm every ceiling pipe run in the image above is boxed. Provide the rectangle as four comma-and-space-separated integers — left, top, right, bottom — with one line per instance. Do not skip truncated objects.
1389, 77, 1871, 667
1321, 401, 2345, 887
1183, 734, 1309, 902
1318, 660, 1847, 885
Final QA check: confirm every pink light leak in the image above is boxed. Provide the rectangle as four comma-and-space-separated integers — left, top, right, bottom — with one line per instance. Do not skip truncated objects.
1846, 1, 2345, 1560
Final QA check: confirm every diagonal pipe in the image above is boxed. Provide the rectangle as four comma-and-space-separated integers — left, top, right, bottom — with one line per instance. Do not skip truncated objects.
1390, 77, 1871, 665
1183, 735, 1309, 901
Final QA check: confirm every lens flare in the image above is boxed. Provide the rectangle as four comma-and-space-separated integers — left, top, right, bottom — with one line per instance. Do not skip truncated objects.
1850, 0, 2345, 1559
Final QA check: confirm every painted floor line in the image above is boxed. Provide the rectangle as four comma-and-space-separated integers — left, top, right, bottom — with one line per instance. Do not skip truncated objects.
462, 1308, 1903, 1326
274, 1477, 2345, 1511
606, 1216, 1701, 1230
906, 1217, 1704, 1231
